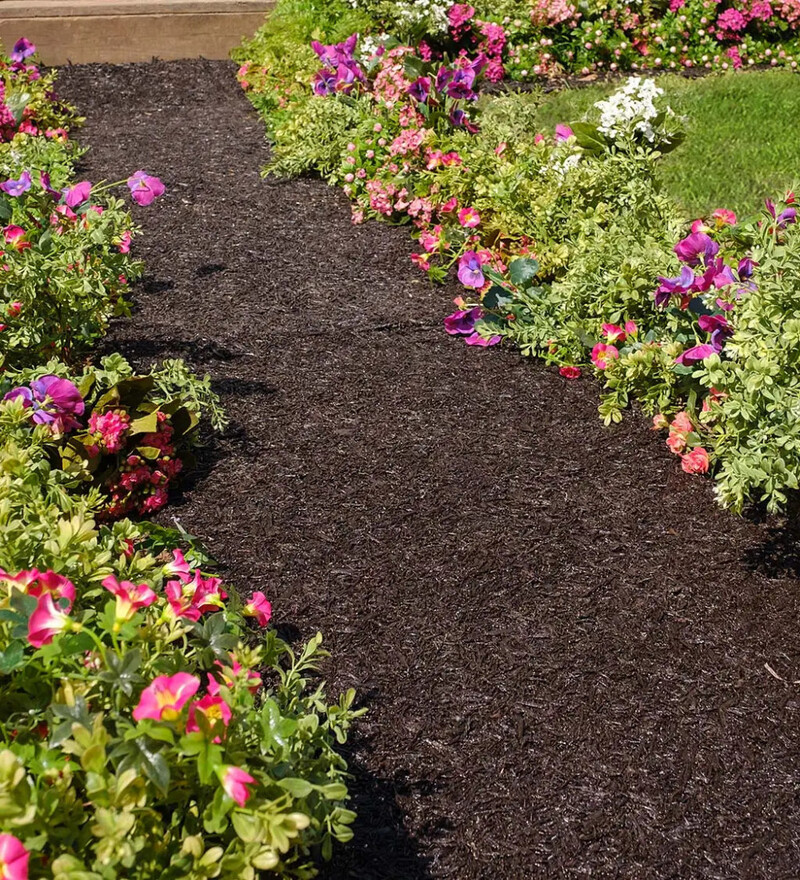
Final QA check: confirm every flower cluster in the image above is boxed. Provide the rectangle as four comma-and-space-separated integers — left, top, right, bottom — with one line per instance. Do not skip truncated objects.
594, 77, 666, 142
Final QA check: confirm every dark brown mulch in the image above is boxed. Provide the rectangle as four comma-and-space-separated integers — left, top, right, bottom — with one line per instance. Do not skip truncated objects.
57, 59, 800, 879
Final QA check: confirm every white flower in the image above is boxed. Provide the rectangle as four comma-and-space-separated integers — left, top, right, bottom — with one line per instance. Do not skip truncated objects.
594, 77, 669, 142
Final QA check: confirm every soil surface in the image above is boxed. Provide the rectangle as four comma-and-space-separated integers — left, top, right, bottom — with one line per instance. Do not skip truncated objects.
58, 60, 800, 879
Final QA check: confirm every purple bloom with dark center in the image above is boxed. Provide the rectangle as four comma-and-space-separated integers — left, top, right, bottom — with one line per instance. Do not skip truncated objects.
0, 171, 31, 197
436, 67, 453, 93
737, 257, 757, 279
311, 34, 358, 68
446, 68, 477, 100
457, 251, 485, 288
555, 123, 574, 142
408, 76, 431, 104
698, 313, 733, 350
450, 109, 480, 134
62, 180, 92, 209
313, 69, 337, 96
444, 306, 482, 335
674, 231, 720, 266
11, 38, 35, 63
4, 375, 84, 433
654, 265, 694, 307
127, 171, 165, 207
766, 198, 797, 228
675, 344, 718, 366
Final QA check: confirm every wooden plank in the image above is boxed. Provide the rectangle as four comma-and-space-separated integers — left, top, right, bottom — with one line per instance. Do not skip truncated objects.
1, 0, 273, 18
0, 10, 273, 63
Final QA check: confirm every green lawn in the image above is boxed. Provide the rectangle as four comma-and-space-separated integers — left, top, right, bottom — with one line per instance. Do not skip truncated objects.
530, 71, 800, 218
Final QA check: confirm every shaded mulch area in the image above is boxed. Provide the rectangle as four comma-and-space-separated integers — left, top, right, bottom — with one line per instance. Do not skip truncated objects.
58, 60, 800, 879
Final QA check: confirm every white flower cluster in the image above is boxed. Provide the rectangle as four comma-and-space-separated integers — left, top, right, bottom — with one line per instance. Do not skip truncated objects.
594, 77, 666, 142
348, 0, 452, 33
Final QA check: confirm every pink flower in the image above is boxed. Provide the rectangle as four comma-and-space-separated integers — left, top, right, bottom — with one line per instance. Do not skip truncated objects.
208, 657, 262, 696
667, 432, 687, 454
166, 572, 227, 621
88, 409, 130, 453
127, 171, 165, 207
163, 549, 191, 580
3, 226, 29, 251
243, 591, 272, 627
652, 413, 669, 430
681, 447, 710, 474
0, 834, 29, 880
101, 575, 157, 621
458, 206, 481, 228
7, 302, 21, 317
218, 766, 257, 807
559, 365, 581, 379
671, 411, 694, 434
440, 197, 458, 213
118, 230, 132, 253
28, 593, 73, 648
62, 180, 92, 209
555, 123, 574, 142
186, 694, 232, 741
132, 672, 200, 722
711, 208, 737, 226
591, 342, 619, 370
624, 320, 638, 336
601, 323, 627, 344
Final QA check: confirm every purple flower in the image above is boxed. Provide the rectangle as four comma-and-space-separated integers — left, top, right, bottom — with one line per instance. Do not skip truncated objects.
698, 313, 733, 350
737, 257, 756, 279
311, 34, 358, 68
408, 76, 431, 103
674, 232, 720, 266
457, 251, 485, 289
0, 171, 31, 197
449, 109, 480, 134
446, 68, 477, 100
654, 265, 694, 307
766, 198, 797, 228
313, 69, 337, 96
127, 171, 165, 207
675, 344, 718, 366
435, 67, 453, 92
444, 307, 482, 335
11, 38, 35, 63
465, 332, 501, 347
62, 180, 92, 209
555, 124, 574, 142
39, 172, 60, 200
4, 375, 84, 433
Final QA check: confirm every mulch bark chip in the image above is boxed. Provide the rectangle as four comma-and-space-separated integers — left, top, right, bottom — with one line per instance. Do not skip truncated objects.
58, 59, 800, 879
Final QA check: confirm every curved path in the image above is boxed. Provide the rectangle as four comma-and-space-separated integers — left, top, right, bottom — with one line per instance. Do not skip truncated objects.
60, 61, 800, 879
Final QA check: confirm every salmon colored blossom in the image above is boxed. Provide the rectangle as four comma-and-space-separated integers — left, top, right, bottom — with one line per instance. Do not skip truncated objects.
681, 447, 710, 474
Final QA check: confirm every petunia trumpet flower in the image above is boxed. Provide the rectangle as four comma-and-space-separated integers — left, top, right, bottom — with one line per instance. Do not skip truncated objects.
0, 834, 29, 880
218, 765, 257, 807
133, 672, 200, 722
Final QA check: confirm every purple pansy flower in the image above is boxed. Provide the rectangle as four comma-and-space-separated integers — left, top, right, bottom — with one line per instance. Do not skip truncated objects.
313, 69, 337, 96
4, 375, 84, 433
449, 109, 480, 133
39, 171, 60, 200
0, 171, 31, 197
435, 67, 453, 92
127, 171, 165, 207
654, 265, 694, 307
446, 68, 477, 100
766, 198, 797, 228
62, 180, 92, 209
698, 313, 733, 350
737, 257, 756, 279
311, 34, 358, 68
408, 76, 431, 103
444, 306, 482, 335
674, 231, 720, 266
11, 38, 35, 63
457, 251, 485, 289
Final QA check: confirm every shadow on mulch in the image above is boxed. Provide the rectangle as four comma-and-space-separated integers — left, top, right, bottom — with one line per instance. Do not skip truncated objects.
58, 58, 800, 879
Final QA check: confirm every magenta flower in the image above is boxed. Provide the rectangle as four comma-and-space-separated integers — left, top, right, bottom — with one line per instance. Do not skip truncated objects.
133, 672, 200, 722
163, 548, 191, 580
458, 206, 481, 228
0, 172, 31, 197
591, 342, 619, 370
457, 251, 485, 288
555, 123, 574, 142
218, 765, 257, 807
446, 67, 477, 100
654, 265, 694, 307
313, 69, 337, 96
408, 76, 431, 103
698, 313, 733, 350
243, 591, 272, 627
165, 571, 227, 621
674, 231, 719, 266
102, 575, 157, 621
39, 171, 60, 200
127, 171, 166, 207
0, 834, 29, 880
464, 332, 501, 346
11, 39, 35, 62
28, 592, 73, 648
62, 181, 92, 209
444, 306, 481, 335
208, 657, 262, 696
24, 569, 75, 604
675, 343, 717, 366
765, 198, 797, 228
4, 375, 85, 433
187, 694, 232, 741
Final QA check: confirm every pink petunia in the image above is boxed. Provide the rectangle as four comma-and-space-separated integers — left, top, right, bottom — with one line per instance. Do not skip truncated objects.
218, 765, 257, 807
559, 365, 581, 379
208, 657, 262, 696
458, 207, 481, 228
243, 591, 272, 627
101, 575, 157, 621
601, 323, 627, 344
127, 171, 166, 207
133, 672, 200, 722
590, 342, 619, 370
186, 694, 232, 741
0, 834, 29, 880
28, 593, 72, 648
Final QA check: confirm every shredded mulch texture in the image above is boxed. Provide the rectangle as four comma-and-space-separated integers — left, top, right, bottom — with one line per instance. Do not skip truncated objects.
58, 60, 800, 879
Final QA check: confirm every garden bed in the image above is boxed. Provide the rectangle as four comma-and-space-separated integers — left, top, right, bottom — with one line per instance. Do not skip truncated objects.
57, 58, 800, 879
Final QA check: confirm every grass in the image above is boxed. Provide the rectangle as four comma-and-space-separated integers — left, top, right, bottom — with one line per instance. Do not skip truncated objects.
530, 70, 800, 217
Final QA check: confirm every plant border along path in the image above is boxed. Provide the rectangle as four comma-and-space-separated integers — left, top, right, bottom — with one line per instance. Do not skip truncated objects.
59, 59, 800, 880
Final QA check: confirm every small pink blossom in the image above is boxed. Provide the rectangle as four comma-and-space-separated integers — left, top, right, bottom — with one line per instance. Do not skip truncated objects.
0, 834, 29, 880
28, 593, 73, 648
591, 342, 619, 370
101, 575, 157, 621
218, 765, 257, 806
681, 447, 710, 474
559, 365, 581, 379
243, 591, 272, 627
458, 207, 481, 228
186, 694, 232, 741
133, 672, 200, 722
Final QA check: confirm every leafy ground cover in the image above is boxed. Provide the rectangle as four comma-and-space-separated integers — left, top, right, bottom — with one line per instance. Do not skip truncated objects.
57, 58, 800, 880
0, 43, 359, 879
532, 69, 800, 215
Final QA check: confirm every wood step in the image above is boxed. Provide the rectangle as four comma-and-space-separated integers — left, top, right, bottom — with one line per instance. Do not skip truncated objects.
0, 0, 275, 65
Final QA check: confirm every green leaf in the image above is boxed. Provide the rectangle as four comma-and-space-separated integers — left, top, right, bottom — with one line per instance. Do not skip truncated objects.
482, 284, 512, 310
277, 777, 313, 798
570, 122, 607, 154
0, 641, 24, 674
508, 258, 539, 288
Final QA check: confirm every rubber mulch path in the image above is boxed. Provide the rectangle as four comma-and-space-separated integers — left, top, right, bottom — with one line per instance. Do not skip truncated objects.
58, 60, 800, 879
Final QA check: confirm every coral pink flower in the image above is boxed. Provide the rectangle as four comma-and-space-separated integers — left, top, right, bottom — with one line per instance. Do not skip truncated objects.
624, 320, 638, 336
7, 302, 21, 317
0, 834, 29, 880
218, 766, 257, 807
601, 323, 627, 344
666, 432, 686, 454
132, 673, 200, 722
711, 208, 737, 226
671, 411, 694, 434
101, 575, 157, 621
681, 447, 710, 474
186, 694, 232, 741
28, 593, 73, 648
208, 658, 262, 696
591, 343, 619, 370
458, 207, 481, 228
440, 197, 458, 213
559, 365, 581, 379
652, 413, 669, 430
243, 592, 272, 627
1, 568, 76, 605
3, 227, 29, 251
166, 572, 227, 621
